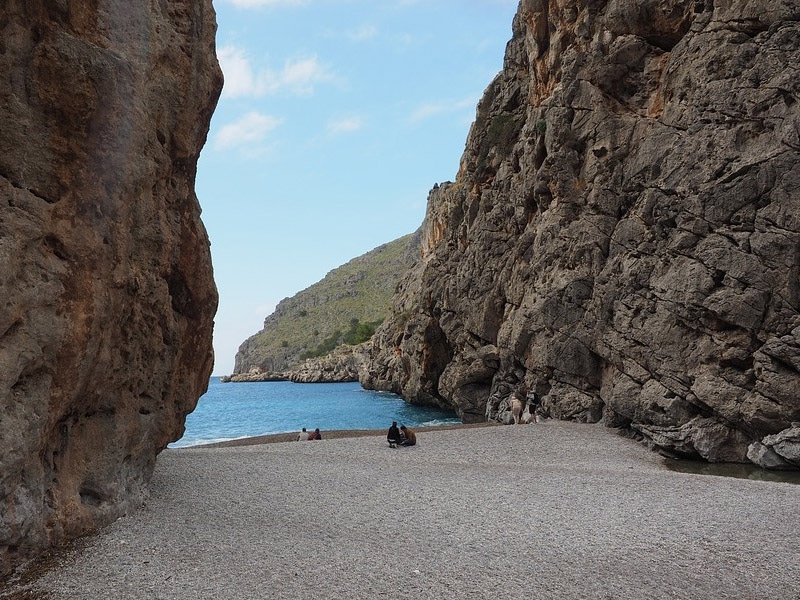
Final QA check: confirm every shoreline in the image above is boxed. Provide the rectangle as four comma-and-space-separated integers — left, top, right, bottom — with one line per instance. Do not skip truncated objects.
190, 421, 499, 448
181, 424, 800, 483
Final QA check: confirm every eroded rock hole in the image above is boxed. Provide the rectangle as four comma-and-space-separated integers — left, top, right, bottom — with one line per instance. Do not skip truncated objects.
79, 484, 105, 507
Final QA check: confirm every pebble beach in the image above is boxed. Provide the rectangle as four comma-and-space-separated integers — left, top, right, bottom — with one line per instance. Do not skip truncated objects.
9, 422, 800, 599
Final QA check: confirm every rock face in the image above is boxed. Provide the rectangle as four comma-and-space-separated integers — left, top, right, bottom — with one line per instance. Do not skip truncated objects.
362, 0, 800, 465
224, 344, 365, 383
287, 344, 367, 383
0, 0, 221, 573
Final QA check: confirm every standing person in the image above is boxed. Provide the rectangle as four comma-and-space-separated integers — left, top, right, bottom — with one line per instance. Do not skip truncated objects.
510, 392, 525, 424
297, 427, 310, 441
387, 421, 402, 447
527, 390, 540, 423
399, 425, 416, 446
308, 428, 322, 440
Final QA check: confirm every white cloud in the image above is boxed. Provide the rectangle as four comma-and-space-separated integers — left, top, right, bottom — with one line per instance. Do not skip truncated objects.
409, 96, 478, 123
409, 103, 446, 122
218, 45, 335, 98
214, 111, 282, 150
218, 46, 259, 98
274, 56, 335, 95
347, 24, 378, 42
327, 116, 363, 135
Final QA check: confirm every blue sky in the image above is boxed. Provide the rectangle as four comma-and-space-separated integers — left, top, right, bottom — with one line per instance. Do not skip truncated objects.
198, 0, 519, 375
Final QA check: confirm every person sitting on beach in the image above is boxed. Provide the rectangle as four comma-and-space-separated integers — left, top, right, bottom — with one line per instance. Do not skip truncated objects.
297, 427, 310, 441
387, 421, 402, 447
308, 428, 322, 440
399, 425, 416, 446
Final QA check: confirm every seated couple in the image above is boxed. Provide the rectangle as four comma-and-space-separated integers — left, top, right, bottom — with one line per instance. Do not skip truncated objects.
387, 422, 416, 447
297, 427, 322, 441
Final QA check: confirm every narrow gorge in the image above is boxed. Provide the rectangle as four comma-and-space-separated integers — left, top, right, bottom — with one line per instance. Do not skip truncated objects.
4, 0, 800, 579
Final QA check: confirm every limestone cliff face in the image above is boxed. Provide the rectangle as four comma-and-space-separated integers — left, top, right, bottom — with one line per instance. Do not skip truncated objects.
0, 0, 221, 573
362, 0, 800, 467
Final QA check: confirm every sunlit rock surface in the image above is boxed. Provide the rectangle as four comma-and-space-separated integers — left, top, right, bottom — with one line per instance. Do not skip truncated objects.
0, 0, 221, 573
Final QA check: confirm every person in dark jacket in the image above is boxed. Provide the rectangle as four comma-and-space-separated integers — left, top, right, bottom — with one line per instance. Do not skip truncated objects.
387, 421, 402, 447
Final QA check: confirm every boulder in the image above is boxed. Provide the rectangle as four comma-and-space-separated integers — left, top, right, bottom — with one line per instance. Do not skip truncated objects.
749, 424, 800, 469
747, 442, 796, 471
0, 0, 221, 573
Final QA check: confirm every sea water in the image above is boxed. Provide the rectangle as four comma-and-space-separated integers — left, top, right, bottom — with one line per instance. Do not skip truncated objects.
171, 378, 461, 447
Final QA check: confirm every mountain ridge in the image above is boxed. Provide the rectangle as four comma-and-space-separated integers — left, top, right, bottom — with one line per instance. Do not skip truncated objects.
228, 231, 420, 380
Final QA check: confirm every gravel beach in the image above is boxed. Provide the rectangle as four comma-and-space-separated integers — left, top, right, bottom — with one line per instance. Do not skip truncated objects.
8, 422, 800, 599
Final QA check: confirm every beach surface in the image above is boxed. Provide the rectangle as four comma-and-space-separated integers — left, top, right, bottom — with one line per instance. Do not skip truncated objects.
6, 422, 800, 599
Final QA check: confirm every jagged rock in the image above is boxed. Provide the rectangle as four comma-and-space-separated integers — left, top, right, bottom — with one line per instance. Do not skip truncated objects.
749, 423, 800, 468
222, 371, 288, 383
362, 1, 800, 467
747, 442, 795, 470
635, 417, 752, 462
287, 344, 366, 383
223, 345, 367, 384
0, 0, 221, 574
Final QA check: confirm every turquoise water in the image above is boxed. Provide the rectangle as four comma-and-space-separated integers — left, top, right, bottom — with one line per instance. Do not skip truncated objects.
171, 378, 461, 447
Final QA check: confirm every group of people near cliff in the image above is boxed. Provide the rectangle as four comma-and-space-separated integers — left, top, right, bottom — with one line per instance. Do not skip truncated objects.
296, 427, 322, 441
295, 423, 416, 446
295, 389, 536, 446
510, 389, 540, 424
386, 421, 416, 447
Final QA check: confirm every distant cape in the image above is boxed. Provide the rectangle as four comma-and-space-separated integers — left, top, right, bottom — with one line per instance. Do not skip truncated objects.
228, 231, 420, 381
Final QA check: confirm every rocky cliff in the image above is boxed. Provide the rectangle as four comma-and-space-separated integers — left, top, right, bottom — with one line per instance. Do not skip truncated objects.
286, 343, 368, 383
225, 344, 365, 384
362, 0, 800, 468
0, 0, 221, 573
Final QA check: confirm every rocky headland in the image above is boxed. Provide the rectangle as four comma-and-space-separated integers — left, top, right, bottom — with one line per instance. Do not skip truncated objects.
0, 0, 221, 574
223, 343, 369, 383
361, 0, 800, 468
231, 233, 419, 379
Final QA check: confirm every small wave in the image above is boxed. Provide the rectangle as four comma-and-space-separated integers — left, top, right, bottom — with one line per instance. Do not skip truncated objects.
417, 418, 462, 428
169, 429, 303, 448
168, 435, 252, 448
360, 388, 402, 398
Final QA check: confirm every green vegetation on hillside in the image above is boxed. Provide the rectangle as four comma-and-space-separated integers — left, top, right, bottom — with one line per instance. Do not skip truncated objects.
300, 318, 384, 360
232, 232, 419, 374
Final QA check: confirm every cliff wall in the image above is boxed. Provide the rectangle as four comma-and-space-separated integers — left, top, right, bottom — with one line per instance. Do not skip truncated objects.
362, 0, 800, 467
0, 0, 221, 572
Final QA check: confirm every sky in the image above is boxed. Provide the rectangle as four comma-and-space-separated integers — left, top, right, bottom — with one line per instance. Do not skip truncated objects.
197, 0, 520, 375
